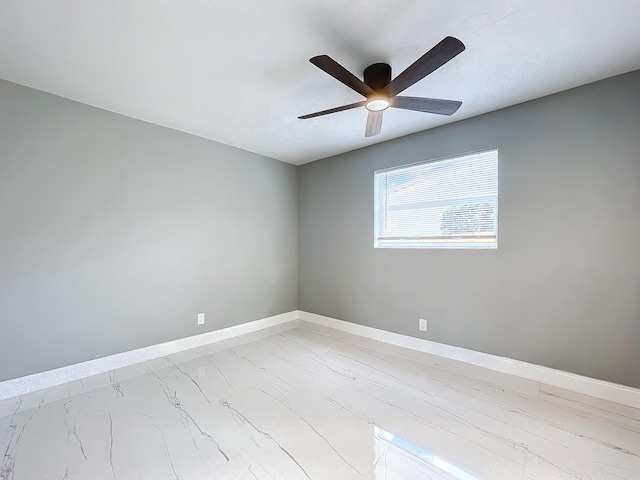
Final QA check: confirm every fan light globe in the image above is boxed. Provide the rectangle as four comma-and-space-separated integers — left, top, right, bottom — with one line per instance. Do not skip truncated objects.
366, 97, 390, 112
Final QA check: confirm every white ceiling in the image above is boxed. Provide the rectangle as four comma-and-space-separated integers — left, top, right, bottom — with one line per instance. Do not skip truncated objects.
1, 1, 639, 165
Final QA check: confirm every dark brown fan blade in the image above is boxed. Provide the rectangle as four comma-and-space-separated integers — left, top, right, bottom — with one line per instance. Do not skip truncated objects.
365, 110, 383, 137
298, 101, 366, 119
392, 96, 462, 116
310, 55, 375, 98
386, 37, 465, 97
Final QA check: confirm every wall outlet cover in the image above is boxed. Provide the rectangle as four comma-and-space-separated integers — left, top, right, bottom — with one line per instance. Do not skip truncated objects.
197, 313, 205, 325
419, 318, 427, 331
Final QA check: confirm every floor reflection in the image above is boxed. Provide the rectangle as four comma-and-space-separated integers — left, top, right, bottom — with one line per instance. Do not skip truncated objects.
374, 425, 481, 480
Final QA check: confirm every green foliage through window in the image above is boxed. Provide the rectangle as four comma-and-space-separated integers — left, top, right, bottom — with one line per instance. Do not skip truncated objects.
440, 203, 496, 236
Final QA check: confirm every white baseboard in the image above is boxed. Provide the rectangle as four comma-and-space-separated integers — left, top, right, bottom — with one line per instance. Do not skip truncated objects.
296, 310, 640, 410
0, 311, 297, 401
4, 309, 638, 410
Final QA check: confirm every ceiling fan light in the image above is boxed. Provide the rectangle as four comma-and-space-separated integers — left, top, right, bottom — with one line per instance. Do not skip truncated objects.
365, 97, 390, 112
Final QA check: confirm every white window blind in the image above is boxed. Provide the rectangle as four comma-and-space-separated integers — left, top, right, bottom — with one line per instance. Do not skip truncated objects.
374, 149, 498, 249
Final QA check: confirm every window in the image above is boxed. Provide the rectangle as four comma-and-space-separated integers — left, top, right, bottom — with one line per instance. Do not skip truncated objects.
374, 149, 498, 249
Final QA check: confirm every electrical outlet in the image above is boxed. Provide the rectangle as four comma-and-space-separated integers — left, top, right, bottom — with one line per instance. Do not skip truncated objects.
197, 313, 205, 325
419, 318, 427, 331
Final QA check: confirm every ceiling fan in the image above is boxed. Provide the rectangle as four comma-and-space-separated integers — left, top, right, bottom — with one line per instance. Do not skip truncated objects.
299, 36, 466, 137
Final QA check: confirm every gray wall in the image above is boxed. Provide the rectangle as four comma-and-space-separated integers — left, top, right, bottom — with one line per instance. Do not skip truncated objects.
0, 80, 298, 382
299, 71, 640, 388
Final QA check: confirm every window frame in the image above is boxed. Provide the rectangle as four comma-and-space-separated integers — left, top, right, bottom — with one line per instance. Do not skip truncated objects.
373, 148, 499, 250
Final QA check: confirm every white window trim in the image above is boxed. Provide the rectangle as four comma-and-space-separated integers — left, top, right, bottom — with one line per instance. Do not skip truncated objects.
373, 149, 499, 250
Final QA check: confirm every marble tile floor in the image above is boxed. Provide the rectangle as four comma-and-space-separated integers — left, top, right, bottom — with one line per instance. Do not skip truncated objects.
1, 320, 639, 479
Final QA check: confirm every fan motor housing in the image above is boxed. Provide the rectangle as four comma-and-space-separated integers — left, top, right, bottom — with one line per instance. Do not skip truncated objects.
364, 63, 392, 91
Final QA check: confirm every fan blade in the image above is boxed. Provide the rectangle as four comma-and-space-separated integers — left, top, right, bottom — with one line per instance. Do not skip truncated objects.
365, 110, 383, 137
310, 55, 375, 98
392, 96, 462, 116
298, 101, 366, 119
386, 37, 465, 97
